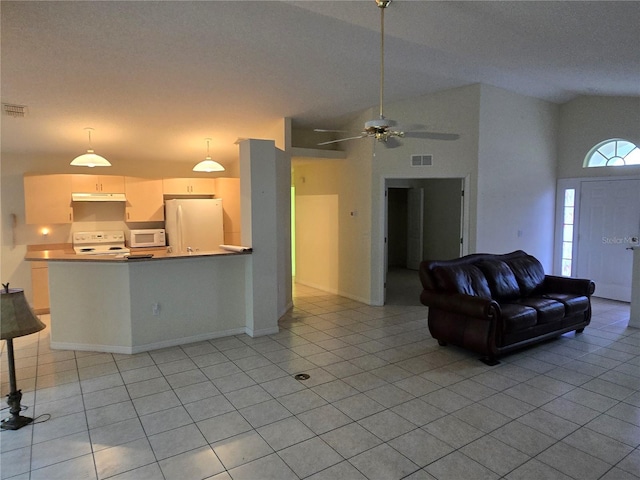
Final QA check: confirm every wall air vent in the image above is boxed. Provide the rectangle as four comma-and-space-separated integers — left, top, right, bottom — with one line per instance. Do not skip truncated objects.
2, 103, 28, 118
411, 154, 432, 167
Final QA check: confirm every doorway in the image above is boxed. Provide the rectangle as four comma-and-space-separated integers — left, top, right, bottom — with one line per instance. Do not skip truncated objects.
576, 179, 640, 302
384, 178, 464, 305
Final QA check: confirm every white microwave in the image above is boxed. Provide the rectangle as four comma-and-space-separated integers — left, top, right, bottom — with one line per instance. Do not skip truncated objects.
129, 229, 166, 248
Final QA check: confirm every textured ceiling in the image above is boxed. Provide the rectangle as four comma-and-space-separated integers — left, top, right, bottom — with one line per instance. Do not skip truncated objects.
2, 1, 639, 171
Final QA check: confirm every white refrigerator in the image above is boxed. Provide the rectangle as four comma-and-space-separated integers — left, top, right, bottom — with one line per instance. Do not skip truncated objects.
165, 198, 224, 253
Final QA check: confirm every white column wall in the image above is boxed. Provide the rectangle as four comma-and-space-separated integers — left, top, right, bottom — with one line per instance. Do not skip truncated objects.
239, 139, 291, 336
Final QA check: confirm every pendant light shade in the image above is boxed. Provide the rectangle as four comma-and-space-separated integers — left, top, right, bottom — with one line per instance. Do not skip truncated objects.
70, 128, 111, 167
193, 138, 225, 172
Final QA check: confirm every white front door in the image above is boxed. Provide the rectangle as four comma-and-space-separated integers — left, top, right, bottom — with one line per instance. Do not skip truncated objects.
406, 187, 424, 270
576, 179, 640, 302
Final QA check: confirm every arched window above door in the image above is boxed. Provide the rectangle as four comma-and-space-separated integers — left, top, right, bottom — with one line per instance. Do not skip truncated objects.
584, 139, 640, 167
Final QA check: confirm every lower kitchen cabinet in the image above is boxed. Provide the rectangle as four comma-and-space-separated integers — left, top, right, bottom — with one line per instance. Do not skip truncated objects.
31, 261, 50, 314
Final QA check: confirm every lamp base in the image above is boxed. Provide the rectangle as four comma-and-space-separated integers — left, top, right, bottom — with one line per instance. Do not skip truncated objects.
1, 414, 34, 430
2, 389, 32, 430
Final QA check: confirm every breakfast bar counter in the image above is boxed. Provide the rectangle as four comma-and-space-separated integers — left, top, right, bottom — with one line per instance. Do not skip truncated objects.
24, 247, 249, 262
25, 249, 265, 354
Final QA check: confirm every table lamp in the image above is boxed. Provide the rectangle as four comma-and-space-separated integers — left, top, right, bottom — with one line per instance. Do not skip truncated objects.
1, 283, 46, 430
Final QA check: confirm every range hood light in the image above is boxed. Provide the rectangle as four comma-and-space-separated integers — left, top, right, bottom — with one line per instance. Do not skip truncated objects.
71, 192, 126, 202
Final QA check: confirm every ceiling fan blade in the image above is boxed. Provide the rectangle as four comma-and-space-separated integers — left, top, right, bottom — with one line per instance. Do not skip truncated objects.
314, 128, 352, 133
394, 123, 426, 132
317, 134, 367, 146
403, 131, 460, 141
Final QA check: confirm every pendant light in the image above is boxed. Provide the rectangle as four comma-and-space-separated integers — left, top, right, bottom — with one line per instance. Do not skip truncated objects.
70, 127, 111, 167
193, 138, 225, 172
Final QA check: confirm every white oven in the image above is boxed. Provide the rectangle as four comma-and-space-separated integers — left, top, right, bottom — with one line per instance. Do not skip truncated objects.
129, 229, 166, 248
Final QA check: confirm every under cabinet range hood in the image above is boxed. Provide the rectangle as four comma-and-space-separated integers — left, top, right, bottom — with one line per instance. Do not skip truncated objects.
71, 192, 127, 202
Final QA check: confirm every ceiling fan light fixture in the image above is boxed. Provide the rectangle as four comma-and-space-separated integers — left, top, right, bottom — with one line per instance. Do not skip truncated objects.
193, 138, 225, 172
70, 128, 111, 167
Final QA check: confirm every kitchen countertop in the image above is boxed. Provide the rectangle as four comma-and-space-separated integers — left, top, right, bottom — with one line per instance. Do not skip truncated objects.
25, 247, 250, 262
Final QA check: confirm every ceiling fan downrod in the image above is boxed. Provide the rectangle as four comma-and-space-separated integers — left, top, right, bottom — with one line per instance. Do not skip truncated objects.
376, 0, 391, 121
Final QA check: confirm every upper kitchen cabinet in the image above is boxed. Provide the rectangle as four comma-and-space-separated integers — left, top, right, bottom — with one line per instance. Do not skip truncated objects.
124, 177, 164, 222
72, 174, 125, 193
24, 174, 74, 224
162, 177, 216, 195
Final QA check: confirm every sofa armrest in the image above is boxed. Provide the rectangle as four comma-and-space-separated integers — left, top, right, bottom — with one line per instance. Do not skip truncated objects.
420, 290, 499, 319
542, 275, 596, 296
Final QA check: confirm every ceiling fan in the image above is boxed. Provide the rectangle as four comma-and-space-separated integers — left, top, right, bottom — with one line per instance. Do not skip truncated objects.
315, 0, 459, 148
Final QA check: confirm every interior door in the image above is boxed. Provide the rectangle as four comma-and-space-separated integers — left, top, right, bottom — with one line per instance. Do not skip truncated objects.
576, 179, 640, 302
406, 187, 424, 270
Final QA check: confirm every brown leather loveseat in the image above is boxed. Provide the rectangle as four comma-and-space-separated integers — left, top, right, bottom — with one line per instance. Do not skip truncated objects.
419, 250, 595, 364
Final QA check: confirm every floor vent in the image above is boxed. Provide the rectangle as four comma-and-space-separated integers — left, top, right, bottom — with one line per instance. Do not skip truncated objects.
411, 154, 432, 167
2, 103, 28, 118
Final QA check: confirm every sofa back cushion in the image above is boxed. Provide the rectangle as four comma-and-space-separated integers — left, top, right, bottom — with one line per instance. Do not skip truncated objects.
505, 255, 545, 296
432, 264, 492, 298
476, 260, 521, 301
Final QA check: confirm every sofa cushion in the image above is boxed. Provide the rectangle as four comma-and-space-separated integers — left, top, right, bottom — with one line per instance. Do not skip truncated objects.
542, 293, 589, 316
476, 260, 521, 300
515, 297, 565, 324
505, 255, 545, 296
433, 265, 492, 298
500, 304, 538, 333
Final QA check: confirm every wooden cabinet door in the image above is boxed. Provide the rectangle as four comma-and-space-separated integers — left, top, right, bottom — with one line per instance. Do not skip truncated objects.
24, 174, 73, 224
190, 178, 216, 194
31, 262, 50, 313
125, 177, 165, 222
99, 175, 125, 193
72, 174, 124, 192
163, 177, 216, 194
162, 177, 191, 194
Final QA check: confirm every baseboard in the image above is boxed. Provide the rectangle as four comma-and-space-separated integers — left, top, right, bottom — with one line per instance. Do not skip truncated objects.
245, 326, 280, 338
50, 327, 247, 354
294, 280, 370, 305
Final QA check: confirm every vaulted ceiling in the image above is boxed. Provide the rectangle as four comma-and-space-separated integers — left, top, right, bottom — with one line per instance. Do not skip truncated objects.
2, 1, 639, 172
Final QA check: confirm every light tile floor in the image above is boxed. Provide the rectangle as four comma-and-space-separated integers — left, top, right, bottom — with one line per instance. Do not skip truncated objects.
1, 285, 638, 480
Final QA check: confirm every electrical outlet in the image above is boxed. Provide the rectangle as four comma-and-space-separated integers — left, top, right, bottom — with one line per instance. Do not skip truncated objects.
152, 303, 160, 316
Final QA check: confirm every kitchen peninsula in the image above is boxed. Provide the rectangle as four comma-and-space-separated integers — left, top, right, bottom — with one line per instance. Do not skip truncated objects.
26, 249, 254, 353
23, 139, 292, 354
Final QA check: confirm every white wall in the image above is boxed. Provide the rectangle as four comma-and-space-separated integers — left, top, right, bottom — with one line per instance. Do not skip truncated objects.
369, 85, 482, 304
476, 85, 559, 270
558, 96, 640, 179
295, 194, 339, 291
293, 156, 366, 300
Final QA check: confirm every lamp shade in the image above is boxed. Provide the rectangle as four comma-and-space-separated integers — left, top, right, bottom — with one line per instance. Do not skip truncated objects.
193, 157, 225, 172
70, 150, 112, 168
1, 288, 46, 340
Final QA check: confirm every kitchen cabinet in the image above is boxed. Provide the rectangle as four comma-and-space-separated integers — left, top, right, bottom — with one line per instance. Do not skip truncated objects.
31, 261, 50, 314
72, 174, 125, 193
162, 177, 216, 195
24, 174, 74, 224
124, 177, 164, 222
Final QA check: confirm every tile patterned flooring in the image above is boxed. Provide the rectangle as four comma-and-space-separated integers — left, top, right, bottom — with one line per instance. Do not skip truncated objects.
1, 284, 639, 480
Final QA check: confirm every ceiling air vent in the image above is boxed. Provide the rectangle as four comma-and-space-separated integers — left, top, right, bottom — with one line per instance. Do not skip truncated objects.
411, 154, 432, 167
2, 103, 28, 118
